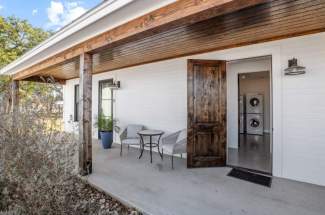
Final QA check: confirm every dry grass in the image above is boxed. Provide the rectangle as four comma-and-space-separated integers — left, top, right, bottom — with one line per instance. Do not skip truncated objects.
0, 78, 139, 215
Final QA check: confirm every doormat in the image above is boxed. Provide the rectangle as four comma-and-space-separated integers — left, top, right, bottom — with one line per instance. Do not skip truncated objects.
227, 168, 272, 187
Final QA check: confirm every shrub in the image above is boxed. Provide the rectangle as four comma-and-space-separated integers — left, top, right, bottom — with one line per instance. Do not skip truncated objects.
0, 78, 137, 215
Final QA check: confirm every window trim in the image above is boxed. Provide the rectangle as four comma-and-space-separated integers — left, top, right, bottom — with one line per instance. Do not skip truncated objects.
98, 79, 114, 119
98, 79, 114, 138
74, 84, 79, 122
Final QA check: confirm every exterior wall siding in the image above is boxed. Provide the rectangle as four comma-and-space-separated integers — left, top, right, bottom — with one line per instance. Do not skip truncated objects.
63, 32, 325, 186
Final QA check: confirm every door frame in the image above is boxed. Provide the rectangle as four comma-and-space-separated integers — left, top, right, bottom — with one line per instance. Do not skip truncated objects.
225, 55, 273, 175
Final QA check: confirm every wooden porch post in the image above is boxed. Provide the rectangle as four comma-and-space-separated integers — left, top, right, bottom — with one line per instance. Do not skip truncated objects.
79, 53, 93, 175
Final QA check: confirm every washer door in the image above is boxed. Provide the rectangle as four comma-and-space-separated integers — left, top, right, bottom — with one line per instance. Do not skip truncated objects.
250, 118, 260, 128
250, 97, 260, 107
246, 94, 264, 114
246, 114, 264, 135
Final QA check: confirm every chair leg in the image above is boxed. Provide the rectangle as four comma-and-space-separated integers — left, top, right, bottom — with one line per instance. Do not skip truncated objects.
128, 145, 130, 151
181, 153, 183, 159
162, 148, 164, 160
171, 155, 174, 169
120, 144, 122, 156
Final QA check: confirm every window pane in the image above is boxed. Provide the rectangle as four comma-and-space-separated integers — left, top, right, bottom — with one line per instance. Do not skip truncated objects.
76, 103, 79, 121
74, 85, 79, 121
101, 83, 112, 99
101, 100, 112, 117
76, 85, 79, 99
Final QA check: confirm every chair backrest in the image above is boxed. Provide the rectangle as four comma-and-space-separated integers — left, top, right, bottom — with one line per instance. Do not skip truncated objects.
126, 124, 144, 138
176, 129, 187, 143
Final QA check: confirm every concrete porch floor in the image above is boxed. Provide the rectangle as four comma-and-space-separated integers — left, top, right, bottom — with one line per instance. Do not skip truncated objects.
88, 143, 325, 215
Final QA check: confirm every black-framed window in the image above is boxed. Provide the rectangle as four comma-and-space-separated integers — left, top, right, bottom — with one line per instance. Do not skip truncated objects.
99, 79, 114, 120
74, 84, 79, 122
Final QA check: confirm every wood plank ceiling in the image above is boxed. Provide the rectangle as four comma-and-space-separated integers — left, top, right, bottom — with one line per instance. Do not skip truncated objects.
16, 0, 267, 81
34, 58, 79, 80
28, 0, 325, 81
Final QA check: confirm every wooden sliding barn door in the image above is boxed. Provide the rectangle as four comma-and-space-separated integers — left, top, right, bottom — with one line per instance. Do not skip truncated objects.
187, 60, 227, 168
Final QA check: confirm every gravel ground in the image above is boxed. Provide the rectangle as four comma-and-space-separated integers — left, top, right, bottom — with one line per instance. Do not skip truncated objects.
0, 177, 142, 215
76, 178, 141, 215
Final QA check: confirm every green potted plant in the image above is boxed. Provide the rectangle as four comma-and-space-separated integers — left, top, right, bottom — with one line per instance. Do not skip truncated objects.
95, 114, 113, 149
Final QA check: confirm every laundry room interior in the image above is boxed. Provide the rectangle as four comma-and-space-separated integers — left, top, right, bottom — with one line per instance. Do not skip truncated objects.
227, 56, 272, 174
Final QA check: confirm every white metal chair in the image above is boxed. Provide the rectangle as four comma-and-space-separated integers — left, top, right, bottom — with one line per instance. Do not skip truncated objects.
119, 124, 144, 156
161, 129, 187, 169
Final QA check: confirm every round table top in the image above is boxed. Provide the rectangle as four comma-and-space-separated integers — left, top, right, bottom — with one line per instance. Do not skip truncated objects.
138, 129, 164, 136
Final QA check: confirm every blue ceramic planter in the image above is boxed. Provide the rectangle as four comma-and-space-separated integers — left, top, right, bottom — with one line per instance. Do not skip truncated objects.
100, 131, 113, 149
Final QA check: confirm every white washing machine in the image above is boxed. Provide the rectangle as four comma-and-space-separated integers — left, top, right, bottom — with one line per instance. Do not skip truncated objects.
246, 94, 264, 114
239, 113, 245, 134
246, 113, 264, 135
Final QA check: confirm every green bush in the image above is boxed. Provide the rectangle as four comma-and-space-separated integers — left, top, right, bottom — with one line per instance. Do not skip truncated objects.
95, 114, 113, 132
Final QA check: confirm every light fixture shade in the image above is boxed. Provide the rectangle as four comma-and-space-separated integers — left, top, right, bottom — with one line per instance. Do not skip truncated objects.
109, 80, 120, 89
284, 58, 306, 75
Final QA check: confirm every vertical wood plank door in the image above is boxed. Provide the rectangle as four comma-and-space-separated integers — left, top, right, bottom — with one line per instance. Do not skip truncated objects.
187, 59, 227, 168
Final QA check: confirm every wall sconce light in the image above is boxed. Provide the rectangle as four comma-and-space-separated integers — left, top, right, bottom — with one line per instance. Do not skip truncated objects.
284, 58, 306, 75
110, 80, 120, 89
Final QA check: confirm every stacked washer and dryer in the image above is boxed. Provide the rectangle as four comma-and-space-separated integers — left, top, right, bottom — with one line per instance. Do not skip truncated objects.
239, 94, 264, 136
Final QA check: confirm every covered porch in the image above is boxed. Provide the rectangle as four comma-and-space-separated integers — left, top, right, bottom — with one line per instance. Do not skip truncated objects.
9, 0, 325, 176
4, 0, 325, 213
89, 142, 325, 215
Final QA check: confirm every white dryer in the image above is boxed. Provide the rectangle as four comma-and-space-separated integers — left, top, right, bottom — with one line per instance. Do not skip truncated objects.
246, 114, 264, 135
246, 94, 264, 114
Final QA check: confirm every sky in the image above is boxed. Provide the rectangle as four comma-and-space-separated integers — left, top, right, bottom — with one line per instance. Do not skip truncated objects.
0, 0, 101, 31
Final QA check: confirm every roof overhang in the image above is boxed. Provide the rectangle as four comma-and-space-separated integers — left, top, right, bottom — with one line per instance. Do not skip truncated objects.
0, 0, 269, 81
0, 0, 177, 76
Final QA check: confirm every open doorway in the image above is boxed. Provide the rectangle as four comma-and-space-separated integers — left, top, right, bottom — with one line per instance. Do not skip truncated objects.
227, 57, 272, 174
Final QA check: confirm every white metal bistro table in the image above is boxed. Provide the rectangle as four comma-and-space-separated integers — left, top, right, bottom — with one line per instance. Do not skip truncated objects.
138, 130, 164, 163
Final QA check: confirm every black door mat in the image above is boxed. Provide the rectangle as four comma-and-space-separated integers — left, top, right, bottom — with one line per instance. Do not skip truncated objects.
227, 168, 272, 187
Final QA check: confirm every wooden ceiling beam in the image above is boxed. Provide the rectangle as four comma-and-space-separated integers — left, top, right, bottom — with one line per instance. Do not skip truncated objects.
13, 0, 268, 80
